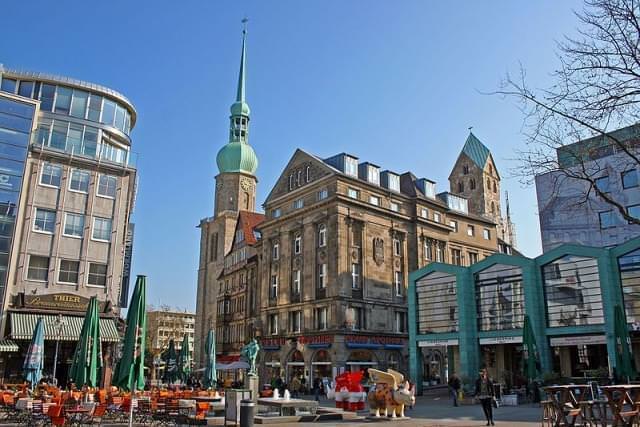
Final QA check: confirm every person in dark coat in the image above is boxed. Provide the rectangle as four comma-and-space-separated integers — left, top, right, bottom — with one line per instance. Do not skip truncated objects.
448, 374, 461, 406
475, 369, 495, 426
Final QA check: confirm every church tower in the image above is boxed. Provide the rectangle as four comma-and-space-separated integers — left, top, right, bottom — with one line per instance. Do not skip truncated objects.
449, 132, 516, 249
195, 22, 259, 366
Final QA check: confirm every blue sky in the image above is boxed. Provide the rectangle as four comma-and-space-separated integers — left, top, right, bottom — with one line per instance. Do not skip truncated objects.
1, 0, 584, 310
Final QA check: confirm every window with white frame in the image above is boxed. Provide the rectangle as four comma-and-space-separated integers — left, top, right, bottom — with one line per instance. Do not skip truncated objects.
345, 157, 358, 177
294, 234, 302, 255
433, 212, 441, 223
293, 198, 304, 209
268, 314, 278, 335
27, 255, 49, 281
393, 238, 401, 256
351, 306, 364, 330
435, 243, 444, 262
351, 263, 361, 289
388, 174, 400, 192
449, 220, 458, 232
318, 224, 327, 247
395, 311, 407, 333
394, 271, 404, 296
316, 307, 328, 330
273, 208, 281, 218
290, 311, 302, 333
369, 195, 380, 206
483, 228, 491, 240
421, 208, 428, 219
58, 260, 79, 284
467, 225, 475, 236
97, 174, 117, 198
270, 274, 278, 299
92, 217, 112, 241
318, 263, 327, 289
347, 188, 359, 199
272, 242, 279, 260
63, 212, 84, 237
88, 263, 107, 286
390, 201, 400, 212
317, 188, 328, 201
292, 269, 301, 294
40, 163, 62, 187
69, 169, 90, 193
34, 208, 56, 233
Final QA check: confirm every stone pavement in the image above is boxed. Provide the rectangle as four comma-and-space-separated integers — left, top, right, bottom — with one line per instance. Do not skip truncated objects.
277, 396, 541, 427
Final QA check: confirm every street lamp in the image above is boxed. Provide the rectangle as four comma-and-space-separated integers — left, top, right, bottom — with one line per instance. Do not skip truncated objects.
52, 314, 66, 386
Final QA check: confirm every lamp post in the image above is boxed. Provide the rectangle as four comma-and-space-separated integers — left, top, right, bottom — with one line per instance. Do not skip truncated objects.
52, 314, 66, 386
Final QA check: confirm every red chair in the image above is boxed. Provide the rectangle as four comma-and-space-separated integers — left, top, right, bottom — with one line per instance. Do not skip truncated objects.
47, 404, 65, 427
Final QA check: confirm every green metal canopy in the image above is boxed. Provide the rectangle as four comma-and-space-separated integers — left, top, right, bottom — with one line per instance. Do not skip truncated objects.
10, 312, 119, 342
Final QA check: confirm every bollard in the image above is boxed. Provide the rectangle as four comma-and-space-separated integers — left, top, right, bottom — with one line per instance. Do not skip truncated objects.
240, 399, 255, 427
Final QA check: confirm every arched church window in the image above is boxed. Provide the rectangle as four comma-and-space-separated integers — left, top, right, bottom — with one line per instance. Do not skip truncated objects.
289, 175, 294, 191
491, 202, 495, 215
489, 164, 493, 175
306, 165, 311, 183
487, 178, 491, 188
463, 164, 469, 175
243, 192, 250, 210
470, 179, 476, 190
493, 181, 497, 193
458, 181, 464, 193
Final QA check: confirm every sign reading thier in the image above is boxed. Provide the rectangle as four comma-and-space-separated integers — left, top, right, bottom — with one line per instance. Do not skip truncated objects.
418, 339, 459, 347
23, 293, 106, 312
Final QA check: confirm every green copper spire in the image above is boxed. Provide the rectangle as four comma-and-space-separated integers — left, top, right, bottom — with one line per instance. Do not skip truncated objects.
217, 19, 258, 176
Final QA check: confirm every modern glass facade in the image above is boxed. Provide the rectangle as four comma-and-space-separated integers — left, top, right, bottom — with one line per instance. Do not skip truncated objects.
0, 95, 35, 302
409, 237, 640, 393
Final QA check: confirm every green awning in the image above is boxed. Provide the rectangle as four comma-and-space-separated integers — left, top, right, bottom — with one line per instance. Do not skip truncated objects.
9, 312, 120, 342
0, 339, 18, 352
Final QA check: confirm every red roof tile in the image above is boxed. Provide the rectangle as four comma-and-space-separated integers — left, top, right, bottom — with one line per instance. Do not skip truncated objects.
238, 211, 265, 245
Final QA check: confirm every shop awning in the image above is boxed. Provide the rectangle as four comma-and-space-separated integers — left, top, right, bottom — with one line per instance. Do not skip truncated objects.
0, 339, 18, 352
9, 312, 120, 342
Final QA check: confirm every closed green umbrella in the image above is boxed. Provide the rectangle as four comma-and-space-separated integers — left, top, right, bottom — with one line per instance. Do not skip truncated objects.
162, 339, 178, 384
69, 296, 102, 387
614, 304, 635, 382
23, 317, 44, 387
203, 329, 217, 389
113, 275, 147, 392
522, 315, 540, 382
178, 334, 191, 383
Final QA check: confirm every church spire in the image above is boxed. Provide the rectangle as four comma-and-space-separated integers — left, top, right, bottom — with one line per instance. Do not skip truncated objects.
216, 19, 258, 176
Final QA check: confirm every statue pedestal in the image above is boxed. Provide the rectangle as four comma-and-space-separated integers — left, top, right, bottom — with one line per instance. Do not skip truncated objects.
248, 375, 259, 402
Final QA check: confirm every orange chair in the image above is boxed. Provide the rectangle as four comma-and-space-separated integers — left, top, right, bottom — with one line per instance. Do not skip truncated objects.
195, 402, 209, 420
47, 404, 65, 427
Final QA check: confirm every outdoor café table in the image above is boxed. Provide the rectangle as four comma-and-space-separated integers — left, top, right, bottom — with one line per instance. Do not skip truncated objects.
257, 398, 318, 416
193, 396, 225, 415
544, 385, 591, 427
65, 406, 92, 426
601, 385, 640, 427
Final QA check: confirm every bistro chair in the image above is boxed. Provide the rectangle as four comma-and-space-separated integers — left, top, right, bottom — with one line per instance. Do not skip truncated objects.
46, 404, 65, 427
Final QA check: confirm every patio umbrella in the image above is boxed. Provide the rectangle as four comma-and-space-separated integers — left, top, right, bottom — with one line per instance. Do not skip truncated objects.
113, 275, 147, 392
614, 304, 635, 382
69, 296, 102, 387
203, 329, 217, 389
162, 339, 178, 384
178, 334, 191, 383
522, 315, 540, 382
23, 317, 44, 387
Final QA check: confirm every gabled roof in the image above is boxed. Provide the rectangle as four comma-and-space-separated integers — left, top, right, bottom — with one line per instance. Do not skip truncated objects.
237, 211, 265, 245
462, 132, 491, 168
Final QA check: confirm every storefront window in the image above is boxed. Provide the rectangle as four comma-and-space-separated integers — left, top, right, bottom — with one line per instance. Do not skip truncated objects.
475, 264, 524, 331
416, 272, 458, 334
287, 350, 305, 383
619, 248, 640, 324
312, 350, 332, 385
542, 255, 604, 327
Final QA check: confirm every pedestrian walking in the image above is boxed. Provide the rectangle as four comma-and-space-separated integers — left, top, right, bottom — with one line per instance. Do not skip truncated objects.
475, 369, 495, 426
448, 374, 461, 407
313, 377, 321, 401
290, 376, 301, 398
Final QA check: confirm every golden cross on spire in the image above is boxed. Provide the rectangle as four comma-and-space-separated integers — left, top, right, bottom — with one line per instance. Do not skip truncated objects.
242, 17, 249, 35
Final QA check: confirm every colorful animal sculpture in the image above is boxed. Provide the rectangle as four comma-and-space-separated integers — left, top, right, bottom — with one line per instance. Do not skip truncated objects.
366, 369, 415, 418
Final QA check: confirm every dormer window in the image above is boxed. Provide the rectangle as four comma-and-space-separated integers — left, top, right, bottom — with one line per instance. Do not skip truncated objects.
345, 157, 358, 177
368, 166, 380, 185
388, 174, 400, 192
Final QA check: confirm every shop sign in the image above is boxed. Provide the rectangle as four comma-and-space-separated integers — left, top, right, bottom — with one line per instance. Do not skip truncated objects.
298, 335, 332, 345
479, 336, 523, 345
549, 335, 606, 347
345, 335, 406, 346
418, 339, 459, 347
23, 293, 106, 312
261, 337, 286, 350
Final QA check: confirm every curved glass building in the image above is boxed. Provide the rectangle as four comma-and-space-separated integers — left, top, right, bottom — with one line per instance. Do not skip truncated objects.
0, 65, 137, 384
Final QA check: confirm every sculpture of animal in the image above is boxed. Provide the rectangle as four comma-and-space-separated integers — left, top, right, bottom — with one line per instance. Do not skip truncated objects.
366, 369, 415, 418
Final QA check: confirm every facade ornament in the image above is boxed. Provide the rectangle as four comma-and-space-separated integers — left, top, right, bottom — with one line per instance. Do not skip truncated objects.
373, 237, 385, 266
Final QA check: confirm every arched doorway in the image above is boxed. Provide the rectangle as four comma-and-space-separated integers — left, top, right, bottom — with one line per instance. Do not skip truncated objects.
422, 348, 446, 386
311, 350, 332, 386
264, 352, 281, 384
347, 350, 378, 373
286, 350, 305, 384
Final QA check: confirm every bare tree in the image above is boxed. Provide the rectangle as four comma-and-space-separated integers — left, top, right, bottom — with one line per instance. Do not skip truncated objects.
497, 0, 640, 224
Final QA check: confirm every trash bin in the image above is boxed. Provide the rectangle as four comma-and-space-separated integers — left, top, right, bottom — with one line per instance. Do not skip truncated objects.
240, 399, 255, 427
